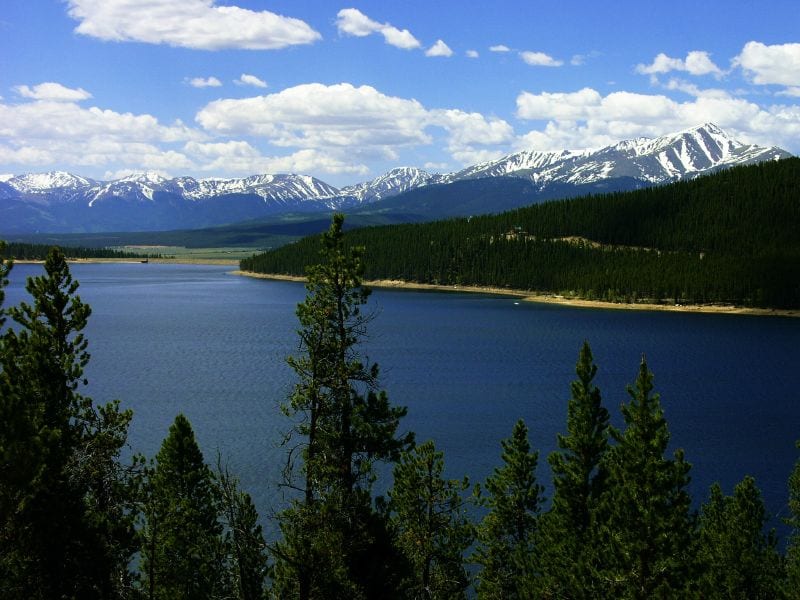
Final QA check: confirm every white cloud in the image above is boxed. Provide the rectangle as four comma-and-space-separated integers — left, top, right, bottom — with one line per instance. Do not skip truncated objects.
489, 44, 510, 52
66, 0, 320, 50
335, 8, 420, 50
188, 76, 222, 88
426, 40, 453, 58
196, 83, 432, 148
734, 41, 800, 86
466, 49, 479, 59
196, 83, 515, 169
519, 51, 563, 67
636, 50, 722, 77
515, 86, 800, 153
14, 82, 92, 102
0, 93, 203, 173
778, 87, 800, 98
235, 74, 267, 88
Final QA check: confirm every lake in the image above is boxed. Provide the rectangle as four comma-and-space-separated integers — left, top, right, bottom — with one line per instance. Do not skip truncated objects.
5, 262, 800, 538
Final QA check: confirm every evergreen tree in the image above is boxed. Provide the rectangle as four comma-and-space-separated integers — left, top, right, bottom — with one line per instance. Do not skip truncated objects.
217, 462, 269, 600
698, 477, 783, 599
473, 419, 543, 599
140, 414, 227, 600
0, 247, 138, 599
273, 215, 412, 599
389, 440, 473, 600
593, 356, 696, 599
786, 440, 800, 598
538, 341, 610, 597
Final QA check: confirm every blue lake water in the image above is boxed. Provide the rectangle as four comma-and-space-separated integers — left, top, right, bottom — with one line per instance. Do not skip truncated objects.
5, 262, 800, 538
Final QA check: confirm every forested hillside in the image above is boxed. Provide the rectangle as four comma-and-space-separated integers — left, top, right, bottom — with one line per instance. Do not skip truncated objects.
242, 158, 800, 309
2, 242, 159, 261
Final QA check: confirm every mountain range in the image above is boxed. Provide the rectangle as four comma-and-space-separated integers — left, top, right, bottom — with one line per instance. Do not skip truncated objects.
0, 123, 791, 234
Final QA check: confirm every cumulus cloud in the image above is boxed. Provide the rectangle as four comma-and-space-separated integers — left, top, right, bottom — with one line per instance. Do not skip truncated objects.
0, 92, 203, 173
519, 51, 563, 67
466, 49, 479, 58
196, 83, 515, 169
515, 86, 800, 152
734, 41, 800, 86
335, 8, 421, 50
426, 40, 453, 58
188, 76, 222, 88
636, 50, 722, 77
489, 44, 510, 52
14, 82, 92, 102
235, 74, 267, 88
65, 0, 321, 50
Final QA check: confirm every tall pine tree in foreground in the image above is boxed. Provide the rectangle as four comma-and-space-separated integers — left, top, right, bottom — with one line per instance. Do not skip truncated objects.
538, 341, 610, 598
140, 414, 227, 600
473, 419, 543, 599
786, 440, 800, 598
698, 476, 783, 598
0, 247, 138, 599
389, 440, 473, 600
273, 215, 412, 599
593, 356, 696, 599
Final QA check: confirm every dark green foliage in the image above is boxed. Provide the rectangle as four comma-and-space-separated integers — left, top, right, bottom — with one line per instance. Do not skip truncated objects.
243, 158, 800, 308
140, 414, 227, 600
787, 441, 800, 598
538, 341, 610, 598
698, 477, 783, 599
217, 462, 269, 600
274, 215, 412, 599
0, 247, 138, 599
2, 241, 161, 260
593, 356, 696, 598
473, 419, 543, 599
389, 440, 474, 599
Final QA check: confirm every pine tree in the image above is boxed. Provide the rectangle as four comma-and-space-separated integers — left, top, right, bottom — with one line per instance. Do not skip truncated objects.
473, 419, 543, 599
786, 440, 800, 599
698, 477, 783, 598
593, 356, 696, 599
0, 247, 138, 599
273, 215, 412, 599
389, 440, 473, 600
141, 414, 227, 600
217, 462, 269, 600
538, 341, 610, 597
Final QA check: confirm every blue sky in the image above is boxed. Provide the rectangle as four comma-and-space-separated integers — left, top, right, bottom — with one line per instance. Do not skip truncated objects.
1, 0, 798, 186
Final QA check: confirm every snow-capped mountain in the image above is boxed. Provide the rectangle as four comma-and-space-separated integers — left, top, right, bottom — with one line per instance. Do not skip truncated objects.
340, 167, 445, 202
452, 124, 790, 186
1, 124, 792, 234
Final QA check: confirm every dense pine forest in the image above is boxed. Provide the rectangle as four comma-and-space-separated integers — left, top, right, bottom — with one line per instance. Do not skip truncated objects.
242, 158, 800, 309
2, 241, 159, 261
3, 222, 800, 599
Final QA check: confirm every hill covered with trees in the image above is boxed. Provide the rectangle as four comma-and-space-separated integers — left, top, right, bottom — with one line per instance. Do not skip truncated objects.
242, 158, 800, 309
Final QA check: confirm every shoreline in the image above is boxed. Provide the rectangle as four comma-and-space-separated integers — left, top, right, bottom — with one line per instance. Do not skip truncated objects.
232, 271, 800, 318
13, 258, 240, 266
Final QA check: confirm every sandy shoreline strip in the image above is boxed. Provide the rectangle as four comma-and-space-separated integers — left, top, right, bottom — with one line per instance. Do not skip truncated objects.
14, 258, 240, 266
232, 271, 800, 318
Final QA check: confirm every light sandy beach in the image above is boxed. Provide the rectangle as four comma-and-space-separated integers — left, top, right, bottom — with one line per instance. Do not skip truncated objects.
232, 271, 800, 318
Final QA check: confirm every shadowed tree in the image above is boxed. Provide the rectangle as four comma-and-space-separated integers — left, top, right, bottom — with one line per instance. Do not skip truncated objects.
593, 356, 696, 599
538, 341, 610, 598
786, 440, 800, 598
0, 247, 139, 599
389, 440, 473, 600
273, 215, 412, 599
473, 419, 544, 599
698, 476, 783, 599
140, 414, 227, 600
